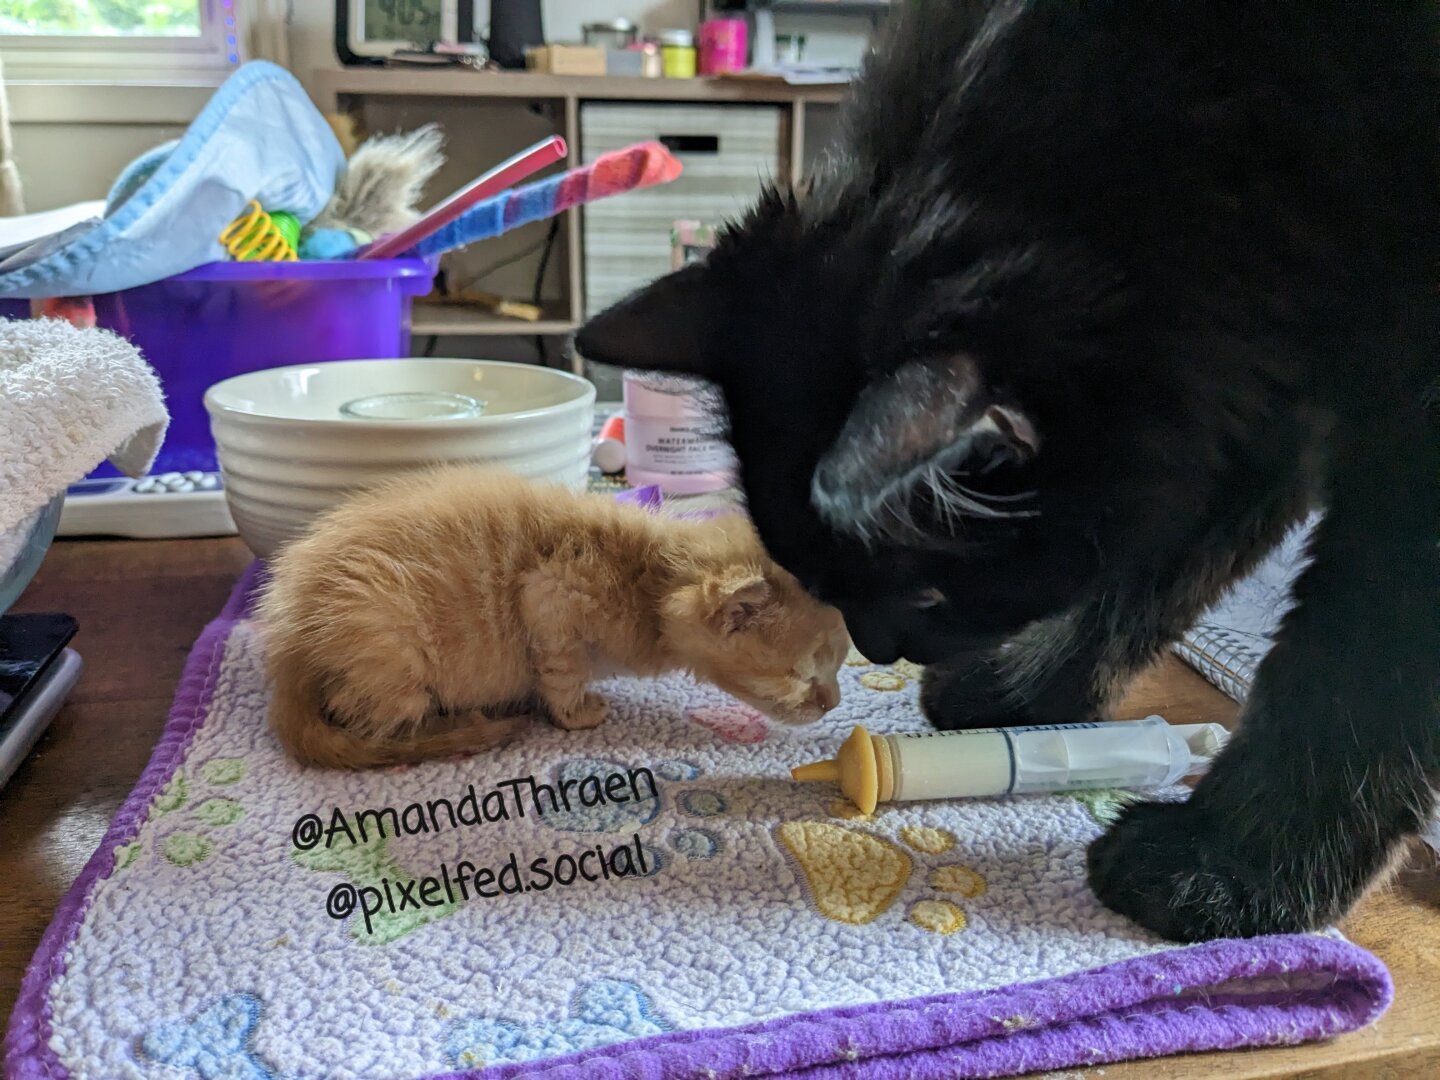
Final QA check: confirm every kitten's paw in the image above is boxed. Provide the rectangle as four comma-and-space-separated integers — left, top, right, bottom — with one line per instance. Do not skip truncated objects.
1086, 800, 1321, 942
552, 692, 609, 732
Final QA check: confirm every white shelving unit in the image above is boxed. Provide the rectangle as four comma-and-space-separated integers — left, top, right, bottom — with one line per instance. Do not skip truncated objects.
312, 69, 849, 369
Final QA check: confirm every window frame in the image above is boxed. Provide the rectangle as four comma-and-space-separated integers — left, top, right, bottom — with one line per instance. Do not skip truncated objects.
0, 0, 245, 84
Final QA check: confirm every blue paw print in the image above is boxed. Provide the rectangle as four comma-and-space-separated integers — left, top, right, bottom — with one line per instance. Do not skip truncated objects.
536, 757, 728, 876
542, 758, 663, 833
670, 827, 720, 859
140, 993, 277, 1080
656, 760, 699, 782
446, 978, 671, 1069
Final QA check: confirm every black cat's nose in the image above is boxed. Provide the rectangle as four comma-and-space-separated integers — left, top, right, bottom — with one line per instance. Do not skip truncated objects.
892, 641, 946, 665
846, 623, 901, 666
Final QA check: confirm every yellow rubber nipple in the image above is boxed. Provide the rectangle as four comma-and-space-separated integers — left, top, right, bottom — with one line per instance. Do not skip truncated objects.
791, 724, 880, 814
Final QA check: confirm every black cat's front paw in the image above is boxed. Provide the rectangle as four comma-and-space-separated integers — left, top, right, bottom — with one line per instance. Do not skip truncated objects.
919, 648, 1100, 730
919, 652, 1033, 730
1086, 800, 1324, 942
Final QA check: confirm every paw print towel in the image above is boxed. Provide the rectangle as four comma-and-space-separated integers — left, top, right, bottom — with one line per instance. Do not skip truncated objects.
7, 564, 1391, 1080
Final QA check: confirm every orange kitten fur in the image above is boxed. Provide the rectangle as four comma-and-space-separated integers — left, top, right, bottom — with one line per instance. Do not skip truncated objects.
259, 465, 849, 769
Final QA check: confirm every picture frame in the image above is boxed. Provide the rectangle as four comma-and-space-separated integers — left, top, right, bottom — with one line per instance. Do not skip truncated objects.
336, 0, 473, 64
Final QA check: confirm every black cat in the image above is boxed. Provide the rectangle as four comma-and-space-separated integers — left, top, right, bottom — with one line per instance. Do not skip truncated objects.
575, 1, 1439, 943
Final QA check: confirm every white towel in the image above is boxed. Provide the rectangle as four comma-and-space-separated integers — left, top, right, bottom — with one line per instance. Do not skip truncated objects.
0, 317, 168, 536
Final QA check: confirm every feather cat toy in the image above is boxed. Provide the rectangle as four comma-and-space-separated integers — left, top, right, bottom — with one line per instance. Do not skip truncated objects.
299, 124, 447, 259
299, 139, 682, 261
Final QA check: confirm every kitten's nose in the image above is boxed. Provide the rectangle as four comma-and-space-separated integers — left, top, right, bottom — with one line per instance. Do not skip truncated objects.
809, 682, 840, 711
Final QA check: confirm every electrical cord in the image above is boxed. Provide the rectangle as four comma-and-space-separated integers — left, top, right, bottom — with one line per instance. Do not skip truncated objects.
531, 217, 562, 363
450, 232, 552, 294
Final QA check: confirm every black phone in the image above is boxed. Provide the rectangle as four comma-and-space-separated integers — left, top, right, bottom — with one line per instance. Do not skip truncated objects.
0, 613, 81, 790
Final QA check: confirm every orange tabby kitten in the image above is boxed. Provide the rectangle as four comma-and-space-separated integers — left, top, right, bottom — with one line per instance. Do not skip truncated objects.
259, 465, 849, 769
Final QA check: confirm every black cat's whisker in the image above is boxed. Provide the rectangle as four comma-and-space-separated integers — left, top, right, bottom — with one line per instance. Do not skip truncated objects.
965, 489, 1036, 503
921, 466, 1041, 524
856, 467, 1039, 550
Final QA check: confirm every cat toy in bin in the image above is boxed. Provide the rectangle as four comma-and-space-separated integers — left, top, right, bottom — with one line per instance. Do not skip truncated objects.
298, 138, 685, 262
220, 201, 300, 261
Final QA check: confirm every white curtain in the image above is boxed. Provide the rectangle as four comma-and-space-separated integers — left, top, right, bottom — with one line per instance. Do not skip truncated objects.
246, 0, 293, 70
0, 57, 24, 217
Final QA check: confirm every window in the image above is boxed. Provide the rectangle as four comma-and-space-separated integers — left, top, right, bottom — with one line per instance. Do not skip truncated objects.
0, 0, 244, 82
1, 2, 202, 37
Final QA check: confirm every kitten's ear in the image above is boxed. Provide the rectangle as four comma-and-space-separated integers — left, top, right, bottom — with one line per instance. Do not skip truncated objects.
714, 574, 774, 634
811, 354, 1040, 537
573, 263, 717, 378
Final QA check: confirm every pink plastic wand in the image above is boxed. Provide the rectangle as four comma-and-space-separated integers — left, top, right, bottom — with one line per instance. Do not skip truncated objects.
358, 134, 568, 260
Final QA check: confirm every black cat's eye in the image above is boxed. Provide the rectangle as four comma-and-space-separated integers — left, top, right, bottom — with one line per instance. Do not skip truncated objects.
912, 587, 947, 610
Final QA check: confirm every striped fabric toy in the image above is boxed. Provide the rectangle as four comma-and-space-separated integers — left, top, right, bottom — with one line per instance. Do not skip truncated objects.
413, 141, 684, 259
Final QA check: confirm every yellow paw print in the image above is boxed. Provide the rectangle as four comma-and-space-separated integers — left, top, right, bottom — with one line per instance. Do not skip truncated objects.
860, 671, 906, 692
775, 820, 986, 935
849, 650, 925, 691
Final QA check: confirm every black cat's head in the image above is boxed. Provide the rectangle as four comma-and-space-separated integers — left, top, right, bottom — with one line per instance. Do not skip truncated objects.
576, 185, 1122, 663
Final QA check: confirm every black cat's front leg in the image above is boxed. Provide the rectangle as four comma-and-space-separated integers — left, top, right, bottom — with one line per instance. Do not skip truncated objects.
1088, 418, 1440, 941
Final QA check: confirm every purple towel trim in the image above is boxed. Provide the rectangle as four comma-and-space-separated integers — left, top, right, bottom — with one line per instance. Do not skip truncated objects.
5, 562, 263, 1080
614, 484, 664, 512
612, 484, 733, 521
4, 563, 1393, 1080
453, 933, 1390, 1079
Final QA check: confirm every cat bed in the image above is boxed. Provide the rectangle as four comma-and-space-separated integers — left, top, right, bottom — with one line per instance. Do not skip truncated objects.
0, 62, 342, 299
7, 562, 1391, 1079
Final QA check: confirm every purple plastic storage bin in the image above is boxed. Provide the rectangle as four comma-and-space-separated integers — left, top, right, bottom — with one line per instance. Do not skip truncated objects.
91, 258, 434, 475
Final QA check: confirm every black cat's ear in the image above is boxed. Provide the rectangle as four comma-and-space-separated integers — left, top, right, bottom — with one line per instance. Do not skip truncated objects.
572, 262, 717, 378
811, 354, 1040, 541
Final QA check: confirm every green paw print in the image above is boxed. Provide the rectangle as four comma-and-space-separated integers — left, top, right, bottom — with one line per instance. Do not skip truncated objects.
201, 758, 247, 785
153, 774, 188, 814
194, 798, 245, 826
294, 836, 461, 945
1071, 788, 1145, 826
123, 757, 251, 873
163, 833, 212, 867
113, 841, 142, 871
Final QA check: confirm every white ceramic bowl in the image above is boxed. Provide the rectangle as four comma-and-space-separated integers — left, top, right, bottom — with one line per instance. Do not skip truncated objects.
204, 358, 596, 558
0, 493, 63, 616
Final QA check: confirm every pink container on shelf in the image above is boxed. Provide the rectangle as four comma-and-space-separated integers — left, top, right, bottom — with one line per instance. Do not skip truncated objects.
622, 370, 737, 496
698, 18, 748, 75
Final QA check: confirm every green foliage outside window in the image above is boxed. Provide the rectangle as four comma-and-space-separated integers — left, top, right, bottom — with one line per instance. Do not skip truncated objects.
0, 0, 201, 37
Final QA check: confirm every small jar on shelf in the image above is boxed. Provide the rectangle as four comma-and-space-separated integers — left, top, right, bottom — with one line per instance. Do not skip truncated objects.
660, 29, 697, 78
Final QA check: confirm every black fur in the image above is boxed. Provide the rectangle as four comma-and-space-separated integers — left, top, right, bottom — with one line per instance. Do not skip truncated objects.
575, 1, 1439, 942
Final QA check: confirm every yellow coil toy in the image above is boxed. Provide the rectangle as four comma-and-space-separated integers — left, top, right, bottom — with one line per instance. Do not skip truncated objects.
219, 201, 299, 262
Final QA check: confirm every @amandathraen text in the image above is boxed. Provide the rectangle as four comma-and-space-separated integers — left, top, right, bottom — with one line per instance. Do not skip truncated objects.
289, 765, 659, 852
324, 834, 651, 934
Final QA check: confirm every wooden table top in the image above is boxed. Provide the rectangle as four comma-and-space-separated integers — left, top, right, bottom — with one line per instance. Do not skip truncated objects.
3, 537, 1437, 1077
